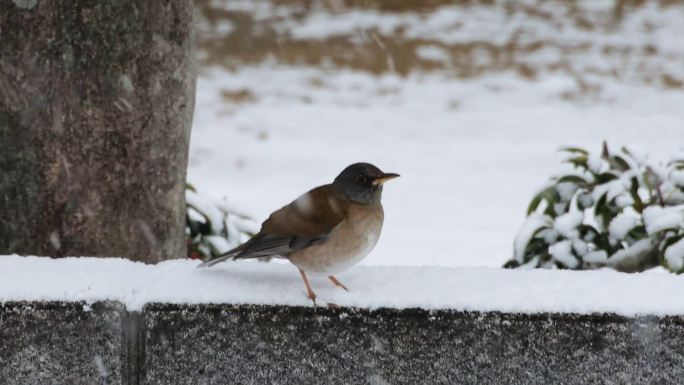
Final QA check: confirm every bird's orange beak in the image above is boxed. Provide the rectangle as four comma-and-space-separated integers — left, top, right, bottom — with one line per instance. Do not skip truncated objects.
372, 173, 400, 185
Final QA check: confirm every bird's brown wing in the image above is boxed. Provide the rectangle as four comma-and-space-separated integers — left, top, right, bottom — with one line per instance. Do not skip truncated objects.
198, 184, 345, 267
261, 184, 344, 237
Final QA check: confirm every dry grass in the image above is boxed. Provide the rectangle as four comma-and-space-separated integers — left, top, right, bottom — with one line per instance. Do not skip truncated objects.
195, 0, 684, 92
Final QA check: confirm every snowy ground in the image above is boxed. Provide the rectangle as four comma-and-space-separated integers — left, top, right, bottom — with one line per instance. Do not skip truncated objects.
188, 67, 684, 268
2, 255, 683, 315
188, 1, 684, 269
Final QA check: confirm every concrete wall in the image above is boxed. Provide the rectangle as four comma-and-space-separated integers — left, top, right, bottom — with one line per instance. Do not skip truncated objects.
0, 301, 125, 385
2, 301, 683, 384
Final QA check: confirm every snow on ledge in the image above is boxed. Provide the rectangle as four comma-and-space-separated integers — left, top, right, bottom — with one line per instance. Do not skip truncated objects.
1, 255, 683, 316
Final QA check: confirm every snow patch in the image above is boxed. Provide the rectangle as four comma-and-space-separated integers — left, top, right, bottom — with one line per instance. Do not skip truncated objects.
664, 238, 684, 272
2, 255, 684, 316
671, 170, 684, 186
643, 206, 684, 235
415, 45, 450, 63
556, 182, 578, 202
49, 231, 61, 251
549, 240, 579, 269
12, 0, 37, 10
609, 213, 641, 240
583, 250, 608, 264
119, 74, 134, 93
553, 212, 583, 238
609, 238, 657, 267
93, 355, 107, 378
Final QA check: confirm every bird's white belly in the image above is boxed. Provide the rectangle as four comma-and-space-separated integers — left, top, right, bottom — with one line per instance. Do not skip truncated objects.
315, 230, 379, 275
289, 205, 383, 275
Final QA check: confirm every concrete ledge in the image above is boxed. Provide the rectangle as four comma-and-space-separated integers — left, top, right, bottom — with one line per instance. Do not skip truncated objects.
142, 304, 684, 385
3, 258, 684, 383
2, 301, 684, 384
0, 301, 126, 385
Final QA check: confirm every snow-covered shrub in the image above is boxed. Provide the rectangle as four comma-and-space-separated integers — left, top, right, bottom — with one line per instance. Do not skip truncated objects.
505, 143, 684, 273
185, 184, 258, 260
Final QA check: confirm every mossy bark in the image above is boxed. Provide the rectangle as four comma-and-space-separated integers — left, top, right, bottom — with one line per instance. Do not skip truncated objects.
0, 1, 196, 263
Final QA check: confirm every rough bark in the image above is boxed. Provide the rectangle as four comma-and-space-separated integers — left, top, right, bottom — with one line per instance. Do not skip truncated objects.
0, 1, 196, 262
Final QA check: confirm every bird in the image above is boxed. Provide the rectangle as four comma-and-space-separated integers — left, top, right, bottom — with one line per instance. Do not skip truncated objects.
198, 162, 399, 304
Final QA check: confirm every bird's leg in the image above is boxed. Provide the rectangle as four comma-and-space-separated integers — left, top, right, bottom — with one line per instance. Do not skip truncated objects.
298, 269, 317, 304
328, 275, 349, 291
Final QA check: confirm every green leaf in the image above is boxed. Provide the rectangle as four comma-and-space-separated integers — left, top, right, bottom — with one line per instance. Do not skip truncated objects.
543, 189, 560, 217
593, 193, 617, 231
503, 260, 521, 269
629, 176, 644, 213
186, 214, 200, 236
558, 146, 589, 155
594, 193, 607, 219
528, 186, 557, 216
527, 193, 544, 216
625, 225, 647, 243
524, 238, 550, 261
595, 172, 618, 184
668, 158, 684, 171
186, 202, 214, 235
516, 226, 554, 264
620, 147, 640, 162
609, 155, 631, 172
567, 155, 589, 170
557, 175, 589, 186
578, 224, 600, 242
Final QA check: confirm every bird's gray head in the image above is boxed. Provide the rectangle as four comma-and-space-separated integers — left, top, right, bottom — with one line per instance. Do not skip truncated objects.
333, 162, 399, 205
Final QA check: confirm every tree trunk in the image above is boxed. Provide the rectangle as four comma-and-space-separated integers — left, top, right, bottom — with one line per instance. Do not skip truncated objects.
0, 1, 196, 263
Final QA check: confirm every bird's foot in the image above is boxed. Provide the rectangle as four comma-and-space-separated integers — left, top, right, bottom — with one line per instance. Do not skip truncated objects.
326, 302, 341, 309
299, 269, 318, 306
328, 275, 350, 292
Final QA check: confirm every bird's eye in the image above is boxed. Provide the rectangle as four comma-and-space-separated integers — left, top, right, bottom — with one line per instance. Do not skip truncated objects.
356, 175, 367, 184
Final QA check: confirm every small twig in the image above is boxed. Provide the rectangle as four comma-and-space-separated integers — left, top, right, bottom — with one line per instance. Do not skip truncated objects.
370, 32, 395, 73
656, 184, 666, 207
601, 140, 610, 160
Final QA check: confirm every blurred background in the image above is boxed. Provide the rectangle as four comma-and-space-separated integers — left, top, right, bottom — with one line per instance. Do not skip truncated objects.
188, 0, 684, 268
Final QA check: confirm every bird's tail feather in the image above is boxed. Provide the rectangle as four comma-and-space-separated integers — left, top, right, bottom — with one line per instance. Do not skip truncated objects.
196, 252, 238, 268
196, 242, 246, 268
196, 232, 326, 268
